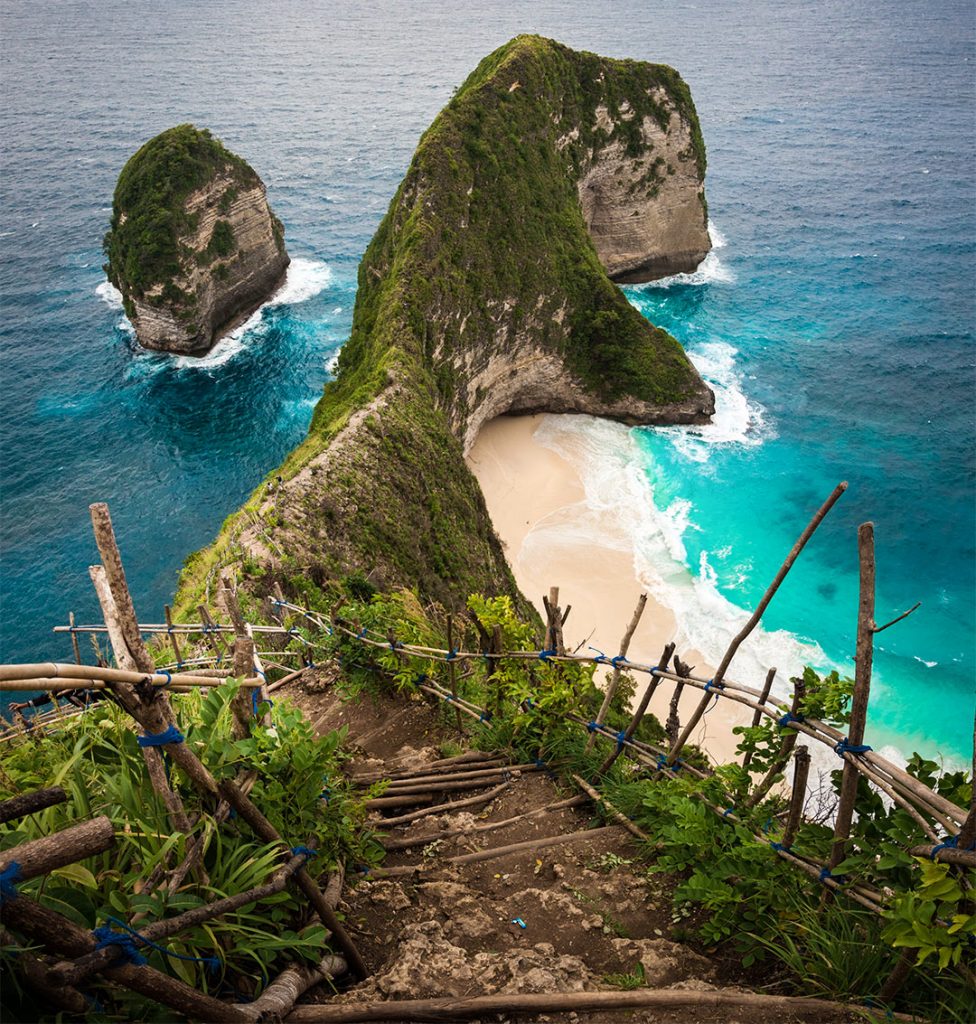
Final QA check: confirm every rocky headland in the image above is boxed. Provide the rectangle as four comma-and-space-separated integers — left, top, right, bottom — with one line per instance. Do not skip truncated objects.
104, 124, 289, 355
175, 35, 715, 617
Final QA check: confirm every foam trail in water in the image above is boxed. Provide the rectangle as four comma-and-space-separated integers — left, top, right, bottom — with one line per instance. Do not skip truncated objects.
530, 415, 832, 699
656, 341, 772, 463
101, 258, 332, 372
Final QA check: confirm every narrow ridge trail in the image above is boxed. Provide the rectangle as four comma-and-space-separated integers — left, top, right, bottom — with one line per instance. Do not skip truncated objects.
286, 680, 867, 1023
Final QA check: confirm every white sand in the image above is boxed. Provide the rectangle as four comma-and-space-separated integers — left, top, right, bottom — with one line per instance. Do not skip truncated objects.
467, 414, 751, 766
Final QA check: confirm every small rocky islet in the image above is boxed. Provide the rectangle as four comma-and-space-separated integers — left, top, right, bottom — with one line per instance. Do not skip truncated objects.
103, 123, 289, 355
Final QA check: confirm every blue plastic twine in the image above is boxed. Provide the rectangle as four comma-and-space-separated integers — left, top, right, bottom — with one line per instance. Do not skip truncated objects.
0, 862, 22, 904
137, 725, 184, 747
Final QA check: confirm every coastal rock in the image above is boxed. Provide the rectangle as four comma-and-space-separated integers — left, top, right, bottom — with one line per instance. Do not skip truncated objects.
176, 37, 715, 616
104, 124, 289, 355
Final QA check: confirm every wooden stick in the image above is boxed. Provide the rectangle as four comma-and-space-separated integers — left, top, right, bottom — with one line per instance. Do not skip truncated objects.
586, 594, 647, 752
376, 782, 510, 828
351, 759, 508, 785
48, 853, 309, 986
380, 796, 587, 851
377, 763, 541, 789
199, 604, 229, 662
0, 816, 115, 879
598, 643, 674, 775
231, 635, 256, 738
0, 786, 67, 824
377, 773, 528, 798
216, 779, 367, 980
446, 615, 462, 736
376, 825, 621, 877
267, 666, 310, 693
741, 667, 776, 776
745, 672, 805, 809
366, 793, 435, 810
783, 747, 810, 849
828, 522, 875, 873
163, 604, 183, 667
572, 774, 650, 842
282, 986, 915, 1022
67, 611, 82, 665
89, 503, 156, 673
237, 955, 347, 1022
908, 844, 976, 867
711, 482, 847, 686
1, 894, 249, 1023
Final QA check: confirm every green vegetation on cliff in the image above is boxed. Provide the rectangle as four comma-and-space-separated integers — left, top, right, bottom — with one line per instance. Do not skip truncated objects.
103, 124, 258, 300
175, 36, 710, 619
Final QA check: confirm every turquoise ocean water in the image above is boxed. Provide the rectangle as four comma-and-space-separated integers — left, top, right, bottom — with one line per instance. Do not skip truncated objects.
1, 1, 972, 760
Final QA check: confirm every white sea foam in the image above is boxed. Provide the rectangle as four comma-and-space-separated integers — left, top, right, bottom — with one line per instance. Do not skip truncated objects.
530, 414, 833, 702
913, 656, 938, 668
643, 220, 734, 288
655, 341, 771, 463
101, 257, 332, 372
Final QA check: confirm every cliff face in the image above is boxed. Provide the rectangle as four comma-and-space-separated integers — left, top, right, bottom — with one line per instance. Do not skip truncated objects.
176, 37, 713, 617
104, 125, 289, 356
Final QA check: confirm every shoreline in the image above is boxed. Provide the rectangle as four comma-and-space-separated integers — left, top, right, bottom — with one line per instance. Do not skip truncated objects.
466, 413, 751, 767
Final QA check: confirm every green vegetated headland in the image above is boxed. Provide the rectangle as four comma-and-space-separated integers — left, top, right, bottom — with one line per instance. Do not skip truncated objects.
174, 35, 713, 620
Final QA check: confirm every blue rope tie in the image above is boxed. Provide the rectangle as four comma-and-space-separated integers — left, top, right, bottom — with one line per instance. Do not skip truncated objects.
137, 725, 184, 747
478, 711, 492, 723
524, 697, 535, 709
588, 647, 609, 665
357, 628, 367, 639
769, 841, 789, 852
586, 720, 599, 733
615, 730, 627, 751
778, 711, 805, 728
930, 835, 959, 860
291, 846, 318, 860
656, 754, 680, 771
251, 687, 260, 716
152, 670, 172, 688
538, 648, 556, 662
95, 918, 221, 973
610, 655, 626, 669
92, 925, 147, 966
835, 737, 873, 757
819, 867, 845, 885
415, 672, 428, 684
722, 807, 735, 817
0, 862, 22, 904
389, 640, 402, 652
446, 648, 458, 661
703, 678, 725, 693
443, 693, 455, 703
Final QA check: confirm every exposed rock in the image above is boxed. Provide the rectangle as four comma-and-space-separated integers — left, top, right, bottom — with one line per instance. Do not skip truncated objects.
104, 124, 289, 355
175, 37, 714, 618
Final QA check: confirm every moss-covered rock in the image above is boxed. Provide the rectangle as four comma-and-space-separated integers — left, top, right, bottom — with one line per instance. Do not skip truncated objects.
175, 37, 713, 617
104, 124, 289, 355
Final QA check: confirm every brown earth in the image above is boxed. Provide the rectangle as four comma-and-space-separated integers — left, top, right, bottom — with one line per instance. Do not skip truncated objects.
280, 676, 868, 1024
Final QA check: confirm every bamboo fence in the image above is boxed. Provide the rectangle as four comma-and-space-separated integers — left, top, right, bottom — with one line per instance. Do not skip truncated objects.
1, 486, 973, 1021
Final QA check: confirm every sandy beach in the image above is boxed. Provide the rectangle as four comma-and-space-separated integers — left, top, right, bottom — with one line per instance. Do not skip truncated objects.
467, 414, 752, 767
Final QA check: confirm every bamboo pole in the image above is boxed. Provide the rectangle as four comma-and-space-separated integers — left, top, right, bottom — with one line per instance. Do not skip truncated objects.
282, 987, 915, 1023
376, 764, 541, 790
744, 672, 806, 809
0, 786, 67, 825
0, 662, 260, 689
598, 643, 674, 775
231, 635, 256, 738
366, 794, 435, 810
587, 594, 647, 752
351, 758, 508, 785
828, 522, 875, 874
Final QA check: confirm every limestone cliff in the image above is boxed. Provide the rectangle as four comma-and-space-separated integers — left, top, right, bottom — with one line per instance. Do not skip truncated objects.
175, 37, 713, 617
104, 125, 289, 355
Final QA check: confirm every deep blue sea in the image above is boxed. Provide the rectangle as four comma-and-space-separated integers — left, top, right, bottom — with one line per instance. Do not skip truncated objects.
1, 1, 973, 760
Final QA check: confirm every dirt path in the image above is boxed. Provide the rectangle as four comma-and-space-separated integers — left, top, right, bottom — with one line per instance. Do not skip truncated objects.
290, 681, 862, 1023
